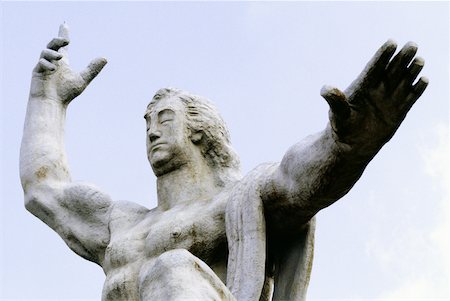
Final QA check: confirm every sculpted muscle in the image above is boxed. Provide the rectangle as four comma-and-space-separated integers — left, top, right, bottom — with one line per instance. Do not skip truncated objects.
20, 23, 111, 265
21, 24, 427, 301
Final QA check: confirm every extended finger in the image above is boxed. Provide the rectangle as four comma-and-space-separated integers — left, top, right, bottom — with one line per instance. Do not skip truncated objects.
386, 42, 418, 83
395, 57, 425, 96
34, 58, 57, 73
407, 57, 424, 83
363, 39, 397, 79
47, 37, 69, 51
80, 57, 108, 85
412, 76, 428, 97
400, 76, 429, 114
40, 49, 63, 61
57, 23, 70, 57
58, 22, 69, 40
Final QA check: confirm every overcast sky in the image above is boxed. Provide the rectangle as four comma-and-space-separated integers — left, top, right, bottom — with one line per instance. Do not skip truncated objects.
1, 1, 449, 300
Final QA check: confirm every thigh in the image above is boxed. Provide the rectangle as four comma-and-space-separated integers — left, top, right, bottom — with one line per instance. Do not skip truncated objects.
139, 249, 235, 301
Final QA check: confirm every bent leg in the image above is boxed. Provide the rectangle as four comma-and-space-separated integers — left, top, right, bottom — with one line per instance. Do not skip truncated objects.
139, 249, 236, 301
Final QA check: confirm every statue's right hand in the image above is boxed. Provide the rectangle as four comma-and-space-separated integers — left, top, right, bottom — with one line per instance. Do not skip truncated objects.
30, 23, 107, 104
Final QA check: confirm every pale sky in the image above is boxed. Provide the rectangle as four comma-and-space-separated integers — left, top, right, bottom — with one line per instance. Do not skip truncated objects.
1, 1, 449, 300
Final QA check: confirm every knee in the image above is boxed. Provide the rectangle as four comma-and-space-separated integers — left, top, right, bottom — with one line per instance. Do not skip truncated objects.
138, 249, 202, 299
138, 249, 235, 301
153, 249, 196, 273
140, 249, 197, 282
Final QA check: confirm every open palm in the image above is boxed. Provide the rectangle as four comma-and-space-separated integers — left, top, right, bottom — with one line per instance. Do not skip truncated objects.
321, 41, 428, 154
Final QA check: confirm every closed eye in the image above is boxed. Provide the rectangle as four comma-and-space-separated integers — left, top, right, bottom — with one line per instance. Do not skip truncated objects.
158, 109, 175, 124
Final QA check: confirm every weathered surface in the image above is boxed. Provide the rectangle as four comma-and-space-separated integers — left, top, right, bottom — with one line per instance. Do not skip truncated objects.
20, 23, 428, 300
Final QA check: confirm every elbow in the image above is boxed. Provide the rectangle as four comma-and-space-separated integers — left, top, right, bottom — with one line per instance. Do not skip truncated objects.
23, 184, 56, 219
24, 189, 44, 215
21, 179, 42, 213
24, 193, 38, 213
20, 166, 63, 214
21, 179, 36, 212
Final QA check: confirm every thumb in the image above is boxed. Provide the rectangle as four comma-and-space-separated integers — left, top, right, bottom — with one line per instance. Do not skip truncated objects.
320, 85, 350, 119
80, 57, 108, 86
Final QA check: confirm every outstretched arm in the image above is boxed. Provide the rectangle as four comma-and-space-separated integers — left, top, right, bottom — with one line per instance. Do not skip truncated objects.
262, 41, 428, 228
20, 23, 110, 265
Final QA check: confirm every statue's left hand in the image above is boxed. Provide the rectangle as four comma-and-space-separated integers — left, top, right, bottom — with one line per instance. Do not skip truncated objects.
320, 41, 428, 154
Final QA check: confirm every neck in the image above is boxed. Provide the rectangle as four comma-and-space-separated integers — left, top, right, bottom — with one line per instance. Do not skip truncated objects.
156, 158, 221, 211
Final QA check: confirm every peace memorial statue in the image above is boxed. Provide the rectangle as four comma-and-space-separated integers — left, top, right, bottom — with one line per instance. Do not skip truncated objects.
20, 24, 428, 300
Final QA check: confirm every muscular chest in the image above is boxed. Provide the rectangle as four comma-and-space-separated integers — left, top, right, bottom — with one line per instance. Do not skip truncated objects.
105, 198, 227, 271
145, 201, 227, 263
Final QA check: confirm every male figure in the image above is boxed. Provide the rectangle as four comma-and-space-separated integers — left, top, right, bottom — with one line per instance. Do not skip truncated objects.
20, 24, 428, 300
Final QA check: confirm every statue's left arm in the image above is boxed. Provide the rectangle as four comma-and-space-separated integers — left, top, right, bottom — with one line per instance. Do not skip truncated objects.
261, 41, 428, 226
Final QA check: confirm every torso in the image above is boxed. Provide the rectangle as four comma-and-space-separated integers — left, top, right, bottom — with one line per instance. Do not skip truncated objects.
101, 192, 229, 301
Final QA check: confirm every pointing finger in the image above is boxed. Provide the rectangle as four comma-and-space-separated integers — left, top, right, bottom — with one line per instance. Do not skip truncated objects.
58, 22, 70, 40
57, 23, 70, 57
80, 57, 108, 85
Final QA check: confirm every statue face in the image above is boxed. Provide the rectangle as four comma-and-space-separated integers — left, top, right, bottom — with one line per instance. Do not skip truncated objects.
145, 96, 194, 176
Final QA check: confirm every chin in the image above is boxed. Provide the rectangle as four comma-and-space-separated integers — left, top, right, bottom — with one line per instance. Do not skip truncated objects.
149, 149, 170, 166
151, 156, 189, 177
150, 157, 170, 176
150, 157, 180, 177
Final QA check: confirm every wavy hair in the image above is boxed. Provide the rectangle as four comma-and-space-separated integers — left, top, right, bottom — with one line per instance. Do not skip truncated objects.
146, 88, 241, 183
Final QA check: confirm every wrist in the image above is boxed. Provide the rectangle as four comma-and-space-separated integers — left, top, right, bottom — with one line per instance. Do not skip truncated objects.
327, 123, 382, 163
26, 96, 68, 131
28, 92, 68, 108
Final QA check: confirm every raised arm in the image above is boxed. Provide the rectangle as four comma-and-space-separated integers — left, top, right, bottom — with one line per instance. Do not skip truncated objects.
20, 24, 110, 265
262, 41, 428, 228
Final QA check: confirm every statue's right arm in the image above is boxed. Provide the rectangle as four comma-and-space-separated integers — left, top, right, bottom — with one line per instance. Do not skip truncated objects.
20, 24, 110, 265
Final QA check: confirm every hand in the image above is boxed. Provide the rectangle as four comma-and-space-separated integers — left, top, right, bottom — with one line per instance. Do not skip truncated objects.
320, 40, 428, 154
30, 23, 107, 104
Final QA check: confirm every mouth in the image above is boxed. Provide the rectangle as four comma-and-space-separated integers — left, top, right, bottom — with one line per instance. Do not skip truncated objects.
151, 143, 166, 151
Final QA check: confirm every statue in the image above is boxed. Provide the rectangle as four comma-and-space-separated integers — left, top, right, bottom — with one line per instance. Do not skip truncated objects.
20, 23, 428, 301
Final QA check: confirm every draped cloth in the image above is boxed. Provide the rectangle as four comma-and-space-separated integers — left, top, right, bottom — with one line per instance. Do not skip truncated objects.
225, 163, 315, 301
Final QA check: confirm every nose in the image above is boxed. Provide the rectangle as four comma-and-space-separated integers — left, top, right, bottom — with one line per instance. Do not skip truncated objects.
149, 131, 161, 143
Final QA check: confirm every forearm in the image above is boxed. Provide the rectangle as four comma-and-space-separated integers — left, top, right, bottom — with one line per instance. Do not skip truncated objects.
271, 124, 375, 216
20, 95, 70, 193
304, 126, 373, 210
21, 22, 106, 195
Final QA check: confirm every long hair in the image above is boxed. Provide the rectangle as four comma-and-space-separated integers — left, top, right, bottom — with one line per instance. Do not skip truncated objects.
147, 88, 241, 184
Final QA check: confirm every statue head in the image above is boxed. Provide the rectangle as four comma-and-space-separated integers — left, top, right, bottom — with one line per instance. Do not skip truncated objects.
145, 88, 241, 184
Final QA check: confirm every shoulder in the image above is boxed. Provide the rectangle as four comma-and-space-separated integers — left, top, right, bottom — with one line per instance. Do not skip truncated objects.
63, 182, 112, 204
109, 200, 151, 230
112, 200, 150, 216
235, 162, 280, 191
